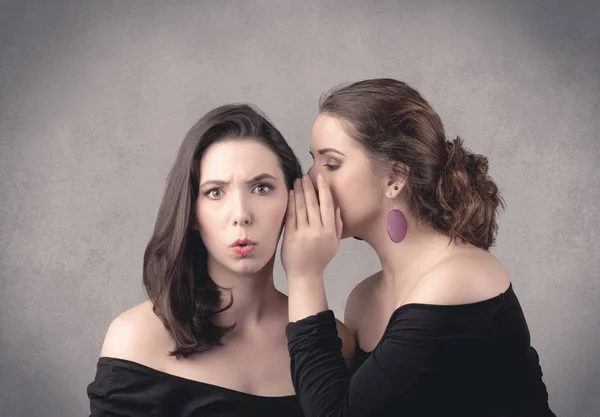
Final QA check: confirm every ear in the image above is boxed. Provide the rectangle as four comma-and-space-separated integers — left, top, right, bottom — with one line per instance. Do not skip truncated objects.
386, 162, 409, 199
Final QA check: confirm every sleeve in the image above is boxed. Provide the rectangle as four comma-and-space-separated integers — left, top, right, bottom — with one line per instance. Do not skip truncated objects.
86, 359, 159, 417
286, 309, 445, 417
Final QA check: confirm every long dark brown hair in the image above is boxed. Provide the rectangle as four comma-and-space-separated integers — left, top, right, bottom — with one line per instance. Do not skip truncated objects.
143, 104, 302, 358
319, 78, 504, 250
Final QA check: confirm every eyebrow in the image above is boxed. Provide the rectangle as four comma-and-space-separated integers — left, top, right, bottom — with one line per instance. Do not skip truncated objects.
309, 148, 346, 158
199, 173, 277, 188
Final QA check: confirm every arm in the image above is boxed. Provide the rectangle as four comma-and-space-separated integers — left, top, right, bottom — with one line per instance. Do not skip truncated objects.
286, 308, 442, 417
288, 279, 355, 368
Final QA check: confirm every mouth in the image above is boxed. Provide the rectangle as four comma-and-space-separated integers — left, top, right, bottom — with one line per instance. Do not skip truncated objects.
230, 238, 257, 256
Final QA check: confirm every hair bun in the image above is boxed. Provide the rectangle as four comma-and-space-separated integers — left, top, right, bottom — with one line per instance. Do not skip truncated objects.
436, 137, 503, 250
444, 137, 492, 189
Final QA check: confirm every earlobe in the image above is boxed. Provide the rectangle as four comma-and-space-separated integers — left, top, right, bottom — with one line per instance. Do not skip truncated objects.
387, 181, 404, 200
387, 162, 408, 199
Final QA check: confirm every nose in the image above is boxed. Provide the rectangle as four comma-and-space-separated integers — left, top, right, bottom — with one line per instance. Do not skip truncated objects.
232, 194, 252, 226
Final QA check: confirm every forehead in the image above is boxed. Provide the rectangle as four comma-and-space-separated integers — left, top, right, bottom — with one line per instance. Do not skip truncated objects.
311, 114, 361, 152
200, 138, 281, 176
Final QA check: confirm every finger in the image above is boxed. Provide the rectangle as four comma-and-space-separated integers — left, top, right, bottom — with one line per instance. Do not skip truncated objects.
335, 206, 343, 240
316, 174, 335, 229
294, 178, 308, 227
285, 189, 296, 231
302, 175, 321, 226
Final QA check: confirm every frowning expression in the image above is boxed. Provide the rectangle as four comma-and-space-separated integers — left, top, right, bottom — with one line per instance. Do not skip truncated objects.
195, 139, 289, 274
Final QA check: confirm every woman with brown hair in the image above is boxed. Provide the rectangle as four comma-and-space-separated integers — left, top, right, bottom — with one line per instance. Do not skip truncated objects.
86, 103, 352, 416
282, 78, 556, 416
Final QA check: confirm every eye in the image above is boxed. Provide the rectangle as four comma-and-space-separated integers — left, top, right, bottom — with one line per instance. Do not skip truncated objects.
324, 163, 340, 171
253, 183, 274, 194
205, 188, 223, 199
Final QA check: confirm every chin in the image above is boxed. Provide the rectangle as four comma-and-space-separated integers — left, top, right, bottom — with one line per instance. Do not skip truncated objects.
230, 258, 269, 275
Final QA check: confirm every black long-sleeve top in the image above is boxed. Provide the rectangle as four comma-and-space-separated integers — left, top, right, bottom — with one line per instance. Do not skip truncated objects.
286, 284, 555, 417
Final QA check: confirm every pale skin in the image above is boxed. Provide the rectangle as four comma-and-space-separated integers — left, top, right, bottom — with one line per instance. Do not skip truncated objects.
100, 138, 353, 397
283, 114, 511, 355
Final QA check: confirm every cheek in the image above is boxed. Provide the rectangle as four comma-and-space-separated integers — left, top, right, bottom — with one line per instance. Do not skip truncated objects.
262, 196, 288, 227
327, 173, 360, 210
330, 184, 359, 223
329, 172, 377, 224
195, 203, 222, 241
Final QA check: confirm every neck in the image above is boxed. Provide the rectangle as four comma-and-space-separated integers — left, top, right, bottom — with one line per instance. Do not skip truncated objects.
360, 207, 455, 300
206, 256, 284, 334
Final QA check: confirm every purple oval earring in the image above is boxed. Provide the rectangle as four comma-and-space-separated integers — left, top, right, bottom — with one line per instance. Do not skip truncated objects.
387, 187, 407, 243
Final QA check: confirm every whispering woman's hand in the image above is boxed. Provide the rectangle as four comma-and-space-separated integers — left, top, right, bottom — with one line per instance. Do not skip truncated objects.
281, 174, 343, 320
282, 174, 343, 279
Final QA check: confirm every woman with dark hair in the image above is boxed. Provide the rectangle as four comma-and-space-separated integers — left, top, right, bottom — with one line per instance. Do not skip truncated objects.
281, 79, 556, 416
87, 104, 353, 417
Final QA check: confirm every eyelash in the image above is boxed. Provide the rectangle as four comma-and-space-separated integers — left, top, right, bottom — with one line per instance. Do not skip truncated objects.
324, 164, 340, 171
205, 189, 223, 199
204, 183, 274, 199
254, 183, 274, 194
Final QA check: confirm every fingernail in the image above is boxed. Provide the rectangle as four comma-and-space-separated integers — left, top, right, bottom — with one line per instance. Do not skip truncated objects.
317, 173, 323, 183
303, 175, 310, 182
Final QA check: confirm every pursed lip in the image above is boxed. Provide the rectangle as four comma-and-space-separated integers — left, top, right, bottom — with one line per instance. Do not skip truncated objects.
230, 238, 257, 247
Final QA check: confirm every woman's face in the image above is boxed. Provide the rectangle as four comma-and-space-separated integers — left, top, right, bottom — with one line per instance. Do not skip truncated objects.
194, 139, 289, 275
307, 114, 387, 239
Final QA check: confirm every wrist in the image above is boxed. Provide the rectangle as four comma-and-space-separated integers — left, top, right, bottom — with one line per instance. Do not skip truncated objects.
287, 275, 328, 321
286, 271, 323, 282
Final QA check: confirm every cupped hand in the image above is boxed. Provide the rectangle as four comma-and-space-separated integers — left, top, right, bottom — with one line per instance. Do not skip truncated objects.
281, 174, 343, 281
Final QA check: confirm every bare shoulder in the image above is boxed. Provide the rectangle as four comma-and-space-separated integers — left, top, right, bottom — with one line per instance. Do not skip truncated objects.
344, 270, 382, 332
100, 300, 172, 365
407, 247, 510, 306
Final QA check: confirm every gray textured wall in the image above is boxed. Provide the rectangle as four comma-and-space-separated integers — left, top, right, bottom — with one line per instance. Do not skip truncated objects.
1, 1, 598, 416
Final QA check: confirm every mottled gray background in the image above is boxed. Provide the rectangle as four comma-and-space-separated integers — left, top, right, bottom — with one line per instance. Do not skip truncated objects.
1, 1, 598, 416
